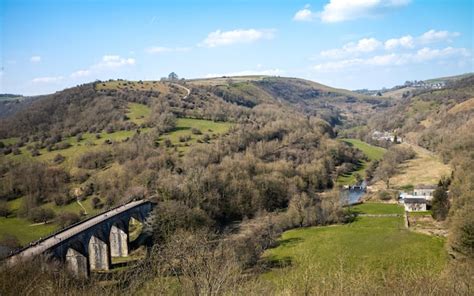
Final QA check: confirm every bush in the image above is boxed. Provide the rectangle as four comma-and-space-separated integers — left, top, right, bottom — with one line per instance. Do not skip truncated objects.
191, 128, 202, 135
377, 190, 393, 201
56, 142, 71, 150
12, 148, 21, 155
29, 207, 56, 223
53, 153, 65, 164
31, 148, 40, 157
91, 197, 102, 209
57, 212, 80, 228
77, 150, 112, 169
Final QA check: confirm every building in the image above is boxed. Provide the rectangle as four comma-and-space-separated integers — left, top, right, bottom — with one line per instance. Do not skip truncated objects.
413, 185, 436, 201
403, 197, 427, 212
399, 184, 436, 211
371, 131, 402, 143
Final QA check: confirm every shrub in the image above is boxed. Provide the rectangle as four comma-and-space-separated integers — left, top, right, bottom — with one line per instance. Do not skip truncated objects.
91, 197, 102, 209
57, 212, 80, 228
377, 190, 393, 201
191, 128, 202, 135
77, 150, 112, 169
29, 207, 56, 223
31, 148, 40, 157
53, 154, 65, 164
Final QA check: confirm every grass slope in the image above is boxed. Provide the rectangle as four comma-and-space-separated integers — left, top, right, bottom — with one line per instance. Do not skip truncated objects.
127, 103, 151, 125
0, 217, 57, 245
337, 139, 386, 185
159, 118, 232, 153
262, 203, 447, 289
372, 143, 451, 190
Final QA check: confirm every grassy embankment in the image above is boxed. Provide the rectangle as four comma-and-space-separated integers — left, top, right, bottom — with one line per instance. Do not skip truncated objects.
262, 203, 447, 290
337, 139, 386, 185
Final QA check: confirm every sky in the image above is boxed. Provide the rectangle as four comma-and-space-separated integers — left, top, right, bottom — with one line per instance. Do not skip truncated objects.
0, 0, 473, 95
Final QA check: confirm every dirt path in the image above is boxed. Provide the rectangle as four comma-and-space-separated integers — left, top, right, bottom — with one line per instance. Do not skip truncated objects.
77, 199, 87, 215
172, 83, 191, 100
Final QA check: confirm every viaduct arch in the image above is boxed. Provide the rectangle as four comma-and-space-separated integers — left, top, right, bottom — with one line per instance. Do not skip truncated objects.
6, 200, 154, 277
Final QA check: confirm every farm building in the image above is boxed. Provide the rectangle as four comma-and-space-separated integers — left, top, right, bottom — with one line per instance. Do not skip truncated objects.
403, 197, 427, 212
413, 185, 436, 201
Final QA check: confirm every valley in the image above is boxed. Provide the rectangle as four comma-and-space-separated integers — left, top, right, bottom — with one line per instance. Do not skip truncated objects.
0, 74, 473, 295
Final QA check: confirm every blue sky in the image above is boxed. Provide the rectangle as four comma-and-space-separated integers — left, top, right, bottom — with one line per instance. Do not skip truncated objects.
1, 0, 473, 95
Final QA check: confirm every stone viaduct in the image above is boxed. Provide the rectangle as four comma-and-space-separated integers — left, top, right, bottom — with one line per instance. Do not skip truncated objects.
6, 200, 154, 278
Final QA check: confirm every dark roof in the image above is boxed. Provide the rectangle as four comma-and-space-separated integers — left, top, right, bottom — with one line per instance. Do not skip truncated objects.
404, 198, 427, 204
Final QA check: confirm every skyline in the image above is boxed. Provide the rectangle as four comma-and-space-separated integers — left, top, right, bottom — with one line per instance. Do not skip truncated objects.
1, 0, 473, 95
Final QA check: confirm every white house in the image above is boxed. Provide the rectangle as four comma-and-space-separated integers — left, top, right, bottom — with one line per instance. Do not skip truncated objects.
403, 197, 427, 212
413, 185, 436, 201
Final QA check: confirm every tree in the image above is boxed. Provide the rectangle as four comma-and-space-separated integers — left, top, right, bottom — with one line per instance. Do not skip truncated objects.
168, 72, 179, 81
375, 158, 396, 189
29, 207, 56, 223
432, 180, 450, 221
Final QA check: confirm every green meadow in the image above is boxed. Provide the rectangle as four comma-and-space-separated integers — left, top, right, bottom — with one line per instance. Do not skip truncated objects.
262, 203, 447, 289
337, 138, 386, 185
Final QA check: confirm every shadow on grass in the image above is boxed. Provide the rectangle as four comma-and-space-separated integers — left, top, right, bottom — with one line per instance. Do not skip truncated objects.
262, 255, 293, 269
277, 237, 303, 248
172, 126, 191, 132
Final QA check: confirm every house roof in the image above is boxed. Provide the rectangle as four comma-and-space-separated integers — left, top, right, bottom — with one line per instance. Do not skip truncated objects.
404, 198, 427, 204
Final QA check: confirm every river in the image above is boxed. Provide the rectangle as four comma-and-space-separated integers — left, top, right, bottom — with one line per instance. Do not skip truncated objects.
342, 181, 367, 205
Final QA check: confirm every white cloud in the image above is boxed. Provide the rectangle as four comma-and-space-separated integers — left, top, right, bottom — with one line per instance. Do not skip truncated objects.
205, 68, 284, 78
32, 76, 64, 83
413, 47, 470, 62
145, 46, 191, 54
95, 55, 135, 68
321, 38, 382, 59
70, 70, 90, 78
30, 56, 41, 63
384, 35, 415, 50
200, 29, 275, 47
313, 46, 470, 72
319, 0, 411, 23
293, 5, 318, 21
419, 29, 460, 44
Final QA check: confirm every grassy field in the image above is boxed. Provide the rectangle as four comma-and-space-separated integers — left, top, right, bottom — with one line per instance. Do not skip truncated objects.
0, 217, 58, 245
3, 128, 150, 168
262, 203, 447, 289
0, 196, 103, 245
372, 143, 451, 190
351, 202, 404, 215
337, 139, 386, 185
160, 118, 232, 153
127, 103, 151, 125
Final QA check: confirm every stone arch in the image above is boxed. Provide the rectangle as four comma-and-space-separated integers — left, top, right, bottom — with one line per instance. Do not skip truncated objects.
65, 248, 88, 278
88, 235, 109, 271
109, 221, 128, 258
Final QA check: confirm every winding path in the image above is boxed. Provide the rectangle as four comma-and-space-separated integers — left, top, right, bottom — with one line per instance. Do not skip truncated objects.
172, 83, 191, 100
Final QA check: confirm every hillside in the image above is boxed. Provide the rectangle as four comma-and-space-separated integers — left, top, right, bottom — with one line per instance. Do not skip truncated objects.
0, 76, 370, 248
368, 74, 474, 162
